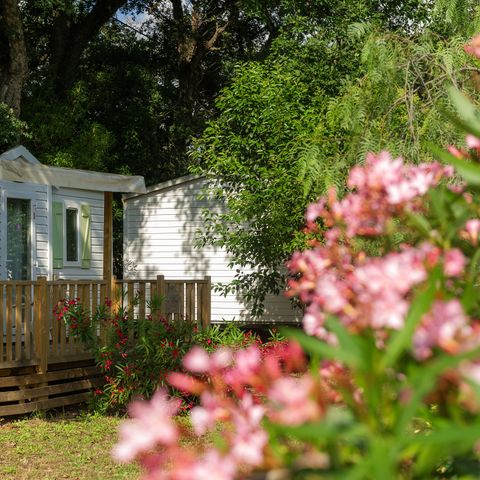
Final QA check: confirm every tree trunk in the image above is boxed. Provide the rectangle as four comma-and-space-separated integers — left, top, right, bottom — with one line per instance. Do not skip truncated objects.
51, 0, 126, 96
0, 0, 28, 117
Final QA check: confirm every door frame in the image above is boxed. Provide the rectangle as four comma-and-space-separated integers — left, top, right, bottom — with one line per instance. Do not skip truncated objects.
1, 183, 37, 281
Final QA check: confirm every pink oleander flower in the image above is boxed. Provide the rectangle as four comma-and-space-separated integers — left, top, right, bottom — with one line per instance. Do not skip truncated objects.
112, 390, 180, 463
303, 307, 330, 340
305, 198, 326, 224
268, 375, 321, 425
413, 300, 469, 360
183, 346, 211, 373
447, 145, 467, 159
183, 346, 233, 373
461, 219, 480, 246
224, 345, 262, 393
230, 395, 267, 466
315, 152, 450, 239
190, 450, 236, 480
190, 391, 226, 436
444, 248, 466, 277
466, 134, 480, 150
465, 34, 480, 58
291, 242, 430, 336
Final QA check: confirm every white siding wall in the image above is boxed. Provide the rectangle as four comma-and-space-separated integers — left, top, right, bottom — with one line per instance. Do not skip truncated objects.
52, 188, 104, 279
0, 180, 49, 279
124, 177, 301, 324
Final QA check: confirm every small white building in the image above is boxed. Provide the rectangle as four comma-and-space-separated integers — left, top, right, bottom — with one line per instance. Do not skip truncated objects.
0, 146, 145, 281
123, 175, 301, 324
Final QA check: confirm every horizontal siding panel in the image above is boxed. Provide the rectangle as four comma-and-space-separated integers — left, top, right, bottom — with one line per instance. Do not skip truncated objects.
124, 176, 299, 324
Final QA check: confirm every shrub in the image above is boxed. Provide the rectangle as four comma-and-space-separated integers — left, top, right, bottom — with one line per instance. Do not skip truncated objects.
56, 299, 199, 413
57, 298, 286, 414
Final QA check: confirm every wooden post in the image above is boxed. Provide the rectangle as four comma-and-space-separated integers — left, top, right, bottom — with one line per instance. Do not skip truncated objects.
201, 276, 211, 329
111, 275, 117, 314
103, 191, 113, 297
156, 275, 166, 318
37, 277, 48, 374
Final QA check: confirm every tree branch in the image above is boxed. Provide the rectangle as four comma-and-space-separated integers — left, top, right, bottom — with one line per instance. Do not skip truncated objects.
52, 0, 127, 95
0, 0, 28, 116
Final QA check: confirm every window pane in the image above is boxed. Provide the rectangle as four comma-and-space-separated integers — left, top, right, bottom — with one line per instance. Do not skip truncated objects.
66, 208, 78, 262
7, 198, 31, 280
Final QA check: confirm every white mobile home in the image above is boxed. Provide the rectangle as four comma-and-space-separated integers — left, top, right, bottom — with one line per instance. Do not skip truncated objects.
123, 175, 301, 324
0, 146, 145, 281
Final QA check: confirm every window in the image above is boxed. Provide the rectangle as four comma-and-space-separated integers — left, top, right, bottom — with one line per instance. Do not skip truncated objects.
65, 207, 79, 262
52, 200, 91, 269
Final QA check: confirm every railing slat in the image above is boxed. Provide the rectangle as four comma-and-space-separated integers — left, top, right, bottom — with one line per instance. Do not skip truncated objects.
15, 284, 23, 360
0, 284, 4, 361
24, 285, 31, 360
138, 282, 146, 319
187, 282, 194, 321
51, 284, 59, 356
33, 282, 41, 362
59, 284, 67, 355
6, 284, 13, 361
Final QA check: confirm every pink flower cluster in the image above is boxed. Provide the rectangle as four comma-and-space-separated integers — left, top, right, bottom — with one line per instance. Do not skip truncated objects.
413, 299, 474, 361
113, 342, 344, 479
305, 151, 451, 237
289, 152, 474, 348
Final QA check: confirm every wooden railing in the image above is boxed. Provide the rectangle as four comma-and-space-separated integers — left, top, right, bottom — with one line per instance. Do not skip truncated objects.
0, 276, 211, 371
113, 276, 211, 326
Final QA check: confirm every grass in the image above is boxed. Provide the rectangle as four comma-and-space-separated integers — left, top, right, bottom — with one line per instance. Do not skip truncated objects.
0, 408, 141, 480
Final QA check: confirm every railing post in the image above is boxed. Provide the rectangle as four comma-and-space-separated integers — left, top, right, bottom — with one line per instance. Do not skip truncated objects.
156, 275, 166, 317
110, 275, 118, 314
201, 276, 211, 329
37, 277, 48, 374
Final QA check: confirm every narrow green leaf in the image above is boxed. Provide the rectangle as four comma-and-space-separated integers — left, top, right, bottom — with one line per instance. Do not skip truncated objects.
370, 438, 397, 480
325, 316, 367, 371
461, 280, 477, 311
441, 108, 480, 139
283, 328, 360, 367
429, 143, 480, 186
405, 211, 432, 237
427, 187, 447, 226
461, 247, 480, 310
448, 86, 480, 134
395, 347, 480, 436
415, 421, 480, 446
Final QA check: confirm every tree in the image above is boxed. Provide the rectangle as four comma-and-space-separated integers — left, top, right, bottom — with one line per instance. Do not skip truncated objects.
192, 0, 480, 316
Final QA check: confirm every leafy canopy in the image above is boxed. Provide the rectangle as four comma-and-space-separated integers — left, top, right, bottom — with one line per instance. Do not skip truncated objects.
192, 0, 480, 316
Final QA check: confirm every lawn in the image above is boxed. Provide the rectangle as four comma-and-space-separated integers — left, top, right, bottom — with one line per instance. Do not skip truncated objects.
0, 409, 140, 480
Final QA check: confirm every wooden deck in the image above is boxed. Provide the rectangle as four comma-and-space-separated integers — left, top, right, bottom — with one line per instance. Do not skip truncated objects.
0, 275, 211, 416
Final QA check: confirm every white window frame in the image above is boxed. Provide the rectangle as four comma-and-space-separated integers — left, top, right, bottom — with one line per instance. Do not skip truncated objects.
63, 200, 81, 267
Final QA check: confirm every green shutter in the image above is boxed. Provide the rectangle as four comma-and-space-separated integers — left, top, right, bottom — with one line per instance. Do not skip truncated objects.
80, 203, 91, 269
52, 202, 64, 269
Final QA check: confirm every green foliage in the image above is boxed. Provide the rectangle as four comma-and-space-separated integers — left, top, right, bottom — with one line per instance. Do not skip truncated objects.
195, 322, 261, 352
192, 0, 480, 316
326, 27, 480, 171
56, 298, 199, 413
192, 25, 357, 315
23, 91, 114, 170
58, 295, 284, 413
0, 103, 29, 152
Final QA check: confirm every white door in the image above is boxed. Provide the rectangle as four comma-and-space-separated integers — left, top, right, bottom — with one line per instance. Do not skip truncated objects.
6, 197, 33, 280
